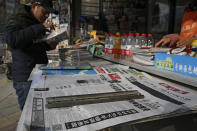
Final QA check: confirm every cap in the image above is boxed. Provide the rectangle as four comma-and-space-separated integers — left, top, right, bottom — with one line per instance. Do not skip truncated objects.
148, 33, 152, 37
116, 32, 121, 36
135, 33, 140, 36
129, 32, 134, 36
141, 33, 146, 37
123, 33, 128, 36
32, 0, 57, 13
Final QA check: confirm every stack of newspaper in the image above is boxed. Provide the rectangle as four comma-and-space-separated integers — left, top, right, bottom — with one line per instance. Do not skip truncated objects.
17, 64, 197, 131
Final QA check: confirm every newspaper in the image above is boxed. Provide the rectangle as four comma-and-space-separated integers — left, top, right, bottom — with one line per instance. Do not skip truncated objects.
95, 65, 197, 109
17, 65, 197, 131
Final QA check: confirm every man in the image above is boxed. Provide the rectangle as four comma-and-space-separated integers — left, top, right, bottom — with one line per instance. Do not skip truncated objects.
155, 0, 197, 48
4, 0, 58, 110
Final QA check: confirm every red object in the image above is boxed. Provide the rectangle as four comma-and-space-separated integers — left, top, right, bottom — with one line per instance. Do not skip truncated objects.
129, 32, 134, 36
135, 33, 140, 36
108, 49, 113, 54
113, 49, 121, 54
148, 33, 152, 37
140, 47, 152, 49
124, 50, 133, 56
159, 83, 189, 94
108, 73, 121, 80
109, 33, 113, 36
95, 68, 106, 74
123, 33, 128, 36
111, 33, 116, 36
141, 33, 146, 37
179, 11, 197, 40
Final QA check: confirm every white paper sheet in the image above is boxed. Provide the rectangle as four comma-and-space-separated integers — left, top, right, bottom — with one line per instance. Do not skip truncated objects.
17, 65, 197, 131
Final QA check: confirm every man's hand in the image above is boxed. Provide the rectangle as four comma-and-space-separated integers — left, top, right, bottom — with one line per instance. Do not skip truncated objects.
176, 37, 197, 47
155, 37, 171, 47
43, 18, 55, 31
155, 34, 179, 48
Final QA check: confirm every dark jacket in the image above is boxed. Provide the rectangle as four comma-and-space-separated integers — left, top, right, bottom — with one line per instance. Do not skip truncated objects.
4, 4, 52, 82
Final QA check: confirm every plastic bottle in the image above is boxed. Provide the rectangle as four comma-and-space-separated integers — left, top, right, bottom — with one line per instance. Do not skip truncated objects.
104, 34, 110, 55
147, 33, 154, 48
108, 33, 115, 58
121, 33, 128, 59
127, 32, 135, 49
125, 32, 134, 59
135, 33, 140, 48
140, 33, 147, 48
114, 32, 121, 60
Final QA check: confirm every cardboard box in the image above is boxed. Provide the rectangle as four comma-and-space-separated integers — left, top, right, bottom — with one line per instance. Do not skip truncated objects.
155, 53, 197, 77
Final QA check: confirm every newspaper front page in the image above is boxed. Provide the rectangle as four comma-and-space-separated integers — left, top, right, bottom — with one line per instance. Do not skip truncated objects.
17, 65, 197, 131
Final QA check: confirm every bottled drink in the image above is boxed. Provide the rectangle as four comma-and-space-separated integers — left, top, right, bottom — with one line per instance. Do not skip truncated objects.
125, 32, 134, 59
135, 33, 140, 48
121, 33, 128, 59
127, 32, 135, 49
104, 34, 110, 55
108, 33, 115, 58
140, 33, 147, 48
114, 32, 121, 60
147, 33, 154, 48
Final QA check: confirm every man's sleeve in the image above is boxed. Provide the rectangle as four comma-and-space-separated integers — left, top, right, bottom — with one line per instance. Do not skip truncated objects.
40, 42, 53, 51
5, 24, 46, 49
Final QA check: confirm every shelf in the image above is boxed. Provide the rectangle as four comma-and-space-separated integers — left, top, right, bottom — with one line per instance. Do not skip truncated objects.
96, 55, 197, 88
82, 4, 99, 8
